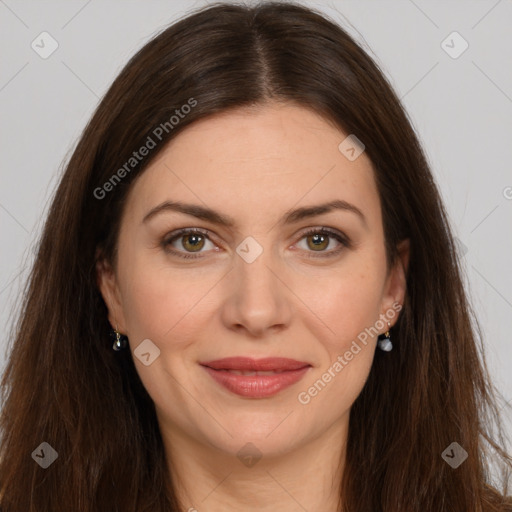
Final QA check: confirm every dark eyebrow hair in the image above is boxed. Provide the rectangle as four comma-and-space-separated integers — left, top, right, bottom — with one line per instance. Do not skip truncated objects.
142, 199, 367, 228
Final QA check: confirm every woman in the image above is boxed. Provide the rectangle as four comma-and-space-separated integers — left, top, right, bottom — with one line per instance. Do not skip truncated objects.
0, 1, 510, 511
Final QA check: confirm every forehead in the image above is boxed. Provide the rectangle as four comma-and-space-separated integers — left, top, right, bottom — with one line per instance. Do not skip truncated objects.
125, 102, 380, 227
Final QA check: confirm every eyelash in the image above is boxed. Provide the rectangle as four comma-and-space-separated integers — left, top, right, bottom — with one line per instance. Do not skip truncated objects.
161, 227, 350, 260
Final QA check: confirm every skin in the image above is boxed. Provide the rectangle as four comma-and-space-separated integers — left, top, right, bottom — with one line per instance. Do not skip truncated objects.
97, 101, 409, 512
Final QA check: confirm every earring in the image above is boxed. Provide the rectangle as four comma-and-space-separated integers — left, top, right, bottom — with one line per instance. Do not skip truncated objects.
377, 322, 393, 352
111, 327, 128, 351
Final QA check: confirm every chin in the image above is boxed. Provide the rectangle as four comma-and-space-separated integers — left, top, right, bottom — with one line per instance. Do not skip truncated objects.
198, 410, 310, 456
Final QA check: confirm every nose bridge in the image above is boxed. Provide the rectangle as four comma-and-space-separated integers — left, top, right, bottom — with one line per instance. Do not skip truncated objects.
237, 249, 278, 299
221, 236, 292, 336
235, 239, 283, 309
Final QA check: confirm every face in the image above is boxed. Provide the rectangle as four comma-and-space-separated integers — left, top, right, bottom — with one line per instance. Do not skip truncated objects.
98, 102, 408, 461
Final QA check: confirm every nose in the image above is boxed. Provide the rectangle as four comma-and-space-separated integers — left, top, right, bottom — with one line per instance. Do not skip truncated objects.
220, 248, 293, 338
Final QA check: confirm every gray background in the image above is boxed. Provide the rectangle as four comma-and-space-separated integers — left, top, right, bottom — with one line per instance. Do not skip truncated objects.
1, 0, 511, 441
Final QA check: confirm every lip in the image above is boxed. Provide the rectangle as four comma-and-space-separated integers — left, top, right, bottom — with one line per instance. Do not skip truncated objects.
200, 357, 311, 398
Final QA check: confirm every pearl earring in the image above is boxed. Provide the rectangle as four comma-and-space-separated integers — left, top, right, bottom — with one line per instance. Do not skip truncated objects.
111, 326, 128, 351
377, 322, 393, 352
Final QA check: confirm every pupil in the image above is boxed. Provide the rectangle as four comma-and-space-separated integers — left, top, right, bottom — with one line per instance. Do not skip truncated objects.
184, 234, 203, 251
309, 233, 328, 251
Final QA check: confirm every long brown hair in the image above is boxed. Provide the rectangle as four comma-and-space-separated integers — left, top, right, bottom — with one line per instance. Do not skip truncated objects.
1, 2, 510, 511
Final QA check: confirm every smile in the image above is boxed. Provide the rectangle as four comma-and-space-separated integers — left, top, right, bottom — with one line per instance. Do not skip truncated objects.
200, 357, 311, 398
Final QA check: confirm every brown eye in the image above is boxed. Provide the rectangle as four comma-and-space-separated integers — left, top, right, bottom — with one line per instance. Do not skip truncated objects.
296, 227, 350, 259
181, 233, 206, 252
161, 228, 216, 259
306, 232, 330, 251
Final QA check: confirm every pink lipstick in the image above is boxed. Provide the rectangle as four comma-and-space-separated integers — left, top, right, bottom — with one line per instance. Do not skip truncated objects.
200, 357, 311, 398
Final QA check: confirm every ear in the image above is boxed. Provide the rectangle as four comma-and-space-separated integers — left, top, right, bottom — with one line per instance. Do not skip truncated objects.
380, 238, 409, 326
95, 248, 128, 333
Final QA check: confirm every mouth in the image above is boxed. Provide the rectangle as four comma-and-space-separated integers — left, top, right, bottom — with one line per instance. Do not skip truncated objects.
199, 357, 312, 398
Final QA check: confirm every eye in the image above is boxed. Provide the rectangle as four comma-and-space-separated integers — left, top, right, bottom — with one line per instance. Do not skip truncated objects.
161, 226, 350, 260
161, 228, 217, 259
295, 227, 350, 258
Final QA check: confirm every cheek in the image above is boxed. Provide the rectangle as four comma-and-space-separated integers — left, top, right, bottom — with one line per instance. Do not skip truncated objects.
299, 344, 374, 426
299, 259, 386, 350
117, 250, 221, 346
310, 258, 386, 409
296, 267, 380, 416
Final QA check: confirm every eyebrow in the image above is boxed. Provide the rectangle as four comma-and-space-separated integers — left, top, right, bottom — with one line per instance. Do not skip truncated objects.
142, 199, 367, 228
